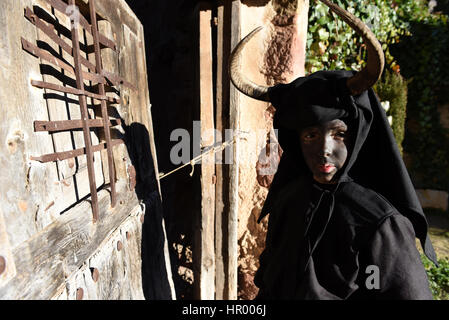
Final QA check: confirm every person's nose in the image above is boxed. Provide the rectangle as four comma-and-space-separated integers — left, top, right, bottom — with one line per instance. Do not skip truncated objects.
319, 135, 333, 157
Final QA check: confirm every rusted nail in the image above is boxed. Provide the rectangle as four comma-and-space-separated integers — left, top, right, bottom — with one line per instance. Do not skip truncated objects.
91, 268, 99, 282
140, 214, 145, 224
76, 288, 84, 300
0, 256, 6, 275
212, 174, 217, 185
117, 240, 123, 251
126, 232, 131, 240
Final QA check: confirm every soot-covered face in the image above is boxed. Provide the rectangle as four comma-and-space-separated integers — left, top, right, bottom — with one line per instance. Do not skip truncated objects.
299, 119, 349, 184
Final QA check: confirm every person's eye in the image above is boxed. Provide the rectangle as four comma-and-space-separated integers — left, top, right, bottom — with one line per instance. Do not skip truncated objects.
335, 131, 346, 139
303, 132, 317, 140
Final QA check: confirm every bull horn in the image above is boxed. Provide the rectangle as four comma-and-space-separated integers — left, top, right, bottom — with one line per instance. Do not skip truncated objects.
319, 0, 385, 95
229, 1, 384, 99
229, 26, 271, 102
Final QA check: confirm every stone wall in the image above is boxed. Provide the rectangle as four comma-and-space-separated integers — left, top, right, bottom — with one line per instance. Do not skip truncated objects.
416, 189, 448, 212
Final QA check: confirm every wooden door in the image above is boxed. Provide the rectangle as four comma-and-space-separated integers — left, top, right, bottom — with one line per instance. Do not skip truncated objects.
0, 0, 164, 300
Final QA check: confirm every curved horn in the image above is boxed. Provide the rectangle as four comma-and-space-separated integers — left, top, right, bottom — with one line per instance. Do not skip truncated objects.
319, 0, 385, 95
229, 26, 271, 102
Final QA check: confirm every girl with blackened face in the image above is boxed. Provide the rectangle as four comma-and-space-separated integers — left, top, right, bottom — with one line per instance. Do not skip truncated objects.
230, 2, 437, 296
299, 119, 349, 184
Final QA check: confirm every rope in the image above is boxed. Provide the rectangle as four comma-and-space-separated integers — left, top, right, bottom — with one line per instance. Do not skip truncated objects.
158, 132, 244, 180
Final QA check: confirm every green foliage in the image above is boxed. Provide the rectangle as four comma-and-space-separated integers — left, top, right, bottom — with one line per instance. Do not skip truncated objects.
391, 7, 449, 189
421, 255, 449, 300
373, 70, 408, 154
306, 0, 409, 74
393, 0, 432, 22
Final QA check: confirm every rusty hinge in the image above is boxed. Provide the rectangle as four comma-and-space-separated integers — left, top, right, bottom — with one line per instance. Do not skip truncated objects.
23, 0, 137, 223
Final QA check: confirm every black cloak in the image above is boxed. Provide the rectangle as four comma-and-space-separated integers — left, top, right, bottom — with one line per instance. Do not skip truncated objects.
254, 70, 438, 300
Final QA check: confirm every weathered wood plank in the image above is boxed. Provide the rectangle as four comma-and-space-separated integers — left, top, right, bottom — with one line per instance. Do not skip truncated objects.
197, 5, 216, 300
97, 0, 175, 298
90, 233, 127, 299
117, 13, 176, 299
96, 19, 122, 185
118, 24, 142, 125
215, 3, 226, 300
95, 0, 140, 39
116, 213, 145, 299
0, 180, 140, 299
227, 0, 241, 300
52, 206, 144, 300
0, 0, 64, 246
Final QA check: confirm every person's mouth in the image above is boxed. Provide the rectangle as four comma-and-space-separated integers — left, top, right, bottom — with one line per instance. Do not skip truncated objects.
317, 163, 335, 173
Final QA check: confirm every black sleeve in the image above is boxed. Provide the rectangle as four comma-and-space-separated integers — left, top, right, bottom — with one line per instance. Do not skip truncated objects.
361, 214, 433, 300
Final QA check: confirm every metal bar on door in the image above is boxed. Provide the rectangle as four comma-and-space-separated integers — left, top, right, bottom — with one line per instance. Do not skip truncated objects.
89, 0, 117, 208
68, 0, 99, 222
34, 119, 121, 132
31, 80, 120, 103
30, 139, 124, 163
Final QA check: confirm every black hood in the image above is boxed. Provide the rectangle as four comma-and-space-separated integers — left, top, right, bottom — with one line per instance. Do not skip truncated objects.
259, 70, 437, 265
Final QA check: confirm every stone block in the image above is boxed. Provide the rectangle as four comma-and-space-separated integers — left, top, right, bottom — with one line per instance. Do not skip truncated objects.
416, 189, 448, 211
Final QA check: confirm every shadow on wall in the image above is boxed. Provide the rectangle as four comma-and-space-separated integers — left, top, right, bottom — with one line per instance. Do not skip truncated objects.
122, 121, 173, 300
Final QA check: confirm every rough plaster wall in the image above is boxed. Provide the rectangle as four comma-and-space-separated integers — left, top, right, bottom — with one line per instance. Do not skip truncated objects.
237, 4, 270, 300
237, 0, 308, 300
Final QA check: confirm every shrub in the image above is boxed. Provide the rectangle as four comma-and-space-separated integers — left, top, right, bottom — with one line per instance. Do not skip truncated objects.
373, 70, 408, 154
421, 255, 449, 300
391, 11, 449, 189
